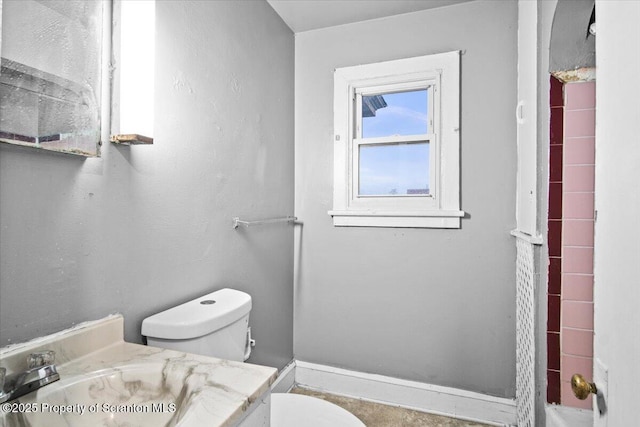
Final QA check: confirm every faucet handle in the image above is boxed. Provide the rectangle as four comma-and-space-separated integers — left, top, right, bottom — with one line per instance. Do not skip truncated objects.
27, 350, 56, 368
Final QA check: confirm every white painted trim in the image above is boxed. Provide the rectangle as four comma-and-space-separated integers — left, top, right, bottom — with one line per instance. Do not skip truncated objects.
515, 0, 539, 239
329, 209, 465, 217
545, 404, 592, 427
331, 214, 461, 228
271, 359, 296, 394
294, 361, 516, 426
100, 0, 113, 154
510, 229, 543, 245
331, 51, 461, 229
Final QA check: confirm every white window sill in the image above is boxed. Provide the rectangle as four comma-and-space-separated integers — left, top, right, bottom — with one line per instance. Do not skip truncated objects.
328, 210, 464, 229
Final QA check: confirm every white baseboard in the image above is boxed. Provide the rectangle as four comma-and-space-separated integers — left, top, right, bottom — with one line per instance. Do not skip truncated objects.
271, 359, 296, 393
294, 361, 516, 426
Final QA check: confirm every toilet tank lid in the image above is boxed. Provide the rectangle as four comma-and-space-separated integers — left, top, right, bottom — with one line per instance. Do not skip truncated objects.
141, 288, 252, 340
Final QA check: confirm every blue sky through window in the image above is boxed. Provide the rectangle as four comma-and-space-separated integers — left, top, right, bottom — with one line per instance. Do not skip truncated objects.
359, 143, 429, 196
362, 89, 428, 138
359, 89, 430, 196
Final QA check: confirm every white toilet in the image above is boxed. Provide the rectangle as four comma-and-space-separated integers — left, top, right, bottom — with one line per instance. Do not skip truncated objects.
141, 288, 364, 427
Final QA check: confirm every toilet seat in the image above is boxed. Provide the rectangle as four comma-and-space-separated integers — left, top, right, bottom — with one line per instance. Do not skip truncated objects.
271, 393, 365, 427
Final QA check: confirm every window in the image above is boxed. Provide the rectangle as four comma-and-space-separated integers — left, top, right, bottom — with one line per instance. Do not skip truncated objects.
0, 0, 105, 157
329, 51, 463, 228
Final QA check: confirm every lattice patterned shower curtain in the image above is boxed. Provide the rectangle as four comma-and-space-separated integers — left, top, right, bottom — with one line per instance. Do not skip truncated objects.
515, 237, 536, 426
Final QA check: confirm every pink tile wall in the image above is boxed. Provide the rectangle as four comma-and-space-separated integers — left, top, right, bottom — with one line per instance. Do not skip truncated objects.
563, 220, 594, 246
564, 81, 596, 109
562, 328, 594, 357
561, 301, 594, 329
562, 247, 594, 274
564, 110, 596, 138
563, 274, 594, 301
565, 138, 595, 165
563, 166, 595, 192
560, 81, 595, 410
563, 193, 594, 219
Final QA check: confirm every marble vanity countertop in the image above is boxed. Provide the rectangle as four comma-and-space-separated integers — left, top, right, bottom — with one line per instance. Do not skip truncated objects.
0, 315, 277, 427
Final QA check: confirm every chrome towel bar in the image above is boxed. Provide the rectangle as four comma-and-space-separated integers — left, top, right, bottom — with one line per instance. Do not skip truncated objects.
233, 216, 297, 229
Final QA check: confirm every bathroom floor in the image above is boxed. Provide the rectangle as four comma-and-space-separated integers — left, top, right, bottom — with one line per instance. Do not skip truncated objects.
290, 387, 493, 427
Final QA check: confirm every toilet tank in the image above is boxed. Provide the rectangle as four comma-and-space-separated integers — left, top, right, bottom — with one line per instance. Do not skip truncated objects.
141, 288, 252, 362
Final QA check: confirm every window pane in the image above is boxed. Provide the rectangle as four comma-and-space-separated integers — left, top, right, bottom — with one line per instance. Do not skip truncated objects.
359, 142, 429, 196
362, 89, 428, 138
0, 0, 102, 156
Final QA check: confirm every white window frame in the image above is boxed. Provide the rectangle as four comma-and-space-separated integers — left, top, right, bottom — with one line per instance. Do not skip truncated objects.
329, 51, 464, 228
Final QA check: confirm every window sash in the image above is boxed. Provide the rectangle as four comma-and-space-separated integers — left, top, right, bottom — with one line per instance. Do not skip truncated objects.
353, 135, 434, 197
355, 142, 431, 199
351, 140, 437, 207
354, 83, 435, 140
350, 81, 439, 208
353, 134, 433, 145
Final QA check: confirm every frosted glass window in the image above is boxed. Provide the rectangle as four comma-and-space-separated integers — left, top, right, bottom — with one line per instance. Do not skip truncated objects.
361, 89, 428, 138
0, 0, 103, 156
359, 142, 430, 196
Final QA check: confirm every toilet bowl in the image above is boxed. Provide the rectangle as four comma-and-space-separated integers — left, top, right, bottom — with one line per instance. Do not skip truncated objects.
142, 288, 363, 427
271, 393, 365, 427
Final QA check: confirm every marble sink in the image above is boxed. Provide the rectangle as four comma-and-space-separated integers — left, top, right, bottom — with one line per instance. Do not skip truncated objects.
0, 315, 277, 427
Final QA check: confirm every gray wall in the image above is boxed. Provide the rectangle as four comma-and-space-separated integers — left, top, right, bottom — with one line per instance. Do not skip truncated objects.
549, 0, 595, 73
0, 1, 295, 370
294, 0, 518, 398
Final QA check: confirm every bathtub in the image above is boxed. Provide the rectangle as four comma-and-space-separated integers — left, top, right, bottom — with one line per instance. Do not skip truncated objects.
545, 404, 592, 427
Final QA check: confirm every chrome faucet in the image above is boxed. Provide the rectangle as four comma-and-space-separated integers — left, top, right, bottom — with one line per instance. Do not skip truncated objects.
0, 351, 60, 403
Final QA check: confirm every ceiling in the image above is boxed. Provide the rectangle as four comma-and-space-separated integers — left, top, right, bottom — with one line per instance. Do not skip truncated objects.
266, 0, 475, 33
